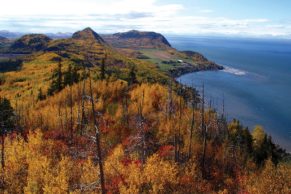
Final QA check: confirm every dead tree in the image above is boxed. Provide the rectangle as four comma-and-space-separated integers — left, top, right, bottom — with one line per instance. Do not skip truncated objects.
167, 81, 176, 162
100, 52, 107, 80
175, 93, 183, 162
121, 86, 130, 133
201, 84, 207, 178
188, 90, 196, 159
69, 85, 74, 140
167, 81, 174, 120
79, 68, 88, 135
138, 91, 146, 164
58, 101, 64, 131
88, 70, 106, 194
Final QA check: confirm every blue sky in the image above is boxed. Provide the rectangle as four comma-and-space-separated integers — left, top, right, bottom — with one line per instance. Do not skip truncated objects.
1, 0, 291, 38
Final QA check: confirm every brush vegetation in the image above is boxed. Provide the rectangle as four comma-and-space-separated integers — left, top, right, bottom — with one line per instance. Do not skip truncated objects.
0, 27, 289, 193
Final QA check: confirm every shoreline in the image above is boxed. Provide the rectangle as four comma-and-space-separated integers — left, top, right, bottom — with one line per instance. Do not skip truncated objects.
175, 64, 291, 153
169, 50, 224, 77
170, 62, 224, 78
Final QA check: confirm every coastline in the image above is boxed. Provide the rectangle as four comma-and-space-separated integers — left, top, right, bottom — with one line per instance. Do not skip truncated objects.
170, 64, 224, 77
168, 50, 224, 77
170, 60, 224, 78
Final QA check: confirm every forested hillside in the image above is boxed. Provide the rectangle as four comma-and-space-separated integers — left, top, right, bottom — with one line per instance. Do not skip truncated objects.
0, 28, 290, 193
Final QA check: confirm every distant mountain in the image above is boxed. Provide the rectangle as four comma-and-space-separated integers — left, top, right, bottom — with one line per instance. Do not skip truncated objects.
9, 34, 51, 53
44, 27, 166, 81
103, 30, 171, 49
46, 32, 72, 39
102, 30, 222, 76
0, 27, 222, 79
0, 30, 23, 39
0, 36, 11, 49
114, 30, 171, 46
46, 27, 106, 54
0, 36, 9, 43
0, 30, 73, 40
72, 27, 105, 44
0, 27, 168, 87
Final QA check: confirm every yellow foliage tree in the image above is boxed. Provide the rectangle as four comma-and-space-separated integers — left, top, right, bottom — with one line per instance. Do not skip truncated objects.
143, 154, 178, 193
4, 136, 28, 193
252, 125, 266, 149
43, 156, 71, 194
244, 159, 291, 193
78, 157, 100, 193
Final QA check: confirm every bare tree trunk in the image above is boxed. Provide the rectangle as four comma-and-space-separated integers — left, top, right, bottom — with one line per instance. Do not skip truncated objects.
88, 71, 106, 194
168, 82, 176, 162
141, 91, 146, 164
64, 104, 68, 132
76, 83, 82, 135
124, 91, 129, 129
80, 74, 86, 135
1, 133, 4, 188
176, 95, 182, 162
202, 131, 207, 178
100, 53, 107, 80
201, 84, 207, 178
122, 87, 129, 130
69, 86, 74, 140
168, 81, 173, 120
1, 134, 4, 170
58, 101, 63, 131
188, 96, 196, 159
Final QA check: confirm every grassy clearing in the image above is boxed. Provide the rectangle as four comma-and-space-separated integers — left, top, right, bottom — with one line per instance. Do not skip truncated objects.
136, 48, 197, 72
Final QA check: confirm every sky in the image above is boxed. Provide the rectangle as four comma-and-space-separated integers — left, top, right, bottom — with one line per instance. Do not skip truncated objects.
1, 0, 291, 38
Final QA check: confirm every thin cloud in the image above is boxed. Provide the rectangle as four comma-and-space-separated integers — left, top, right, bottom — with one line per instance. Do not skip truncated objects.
200, 9, 214, 13
0, 0, 290, 38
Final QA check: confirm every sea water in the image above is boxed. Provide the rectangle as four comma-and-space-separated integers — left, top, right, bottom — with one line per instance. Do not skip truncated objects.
167, 35, 291, 151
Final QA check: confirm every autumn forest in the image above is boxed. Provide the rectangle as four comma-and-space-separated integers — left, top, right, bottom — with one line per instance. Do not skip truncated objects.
0, 27, 290, 194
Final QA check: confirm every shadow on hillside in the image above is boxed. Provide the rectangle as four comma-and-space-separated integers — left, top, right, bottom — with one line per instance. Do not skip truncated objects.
0, 54, 23, 72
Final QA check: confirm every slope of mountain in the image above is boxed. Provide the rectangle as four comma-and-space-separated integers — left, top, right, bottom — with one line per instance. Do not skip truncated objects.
0, 27, 223, 102
46, 27, 106, 55
72, 27, 105, 43
0, 28, 222, 78
0, 27, 289, 194
103, 30, 223, 76
9, 34, 51, 53
46, 28, 167, 82
103, 30, 171, 49
0, 28, 169, 102
0, 36, 10, 48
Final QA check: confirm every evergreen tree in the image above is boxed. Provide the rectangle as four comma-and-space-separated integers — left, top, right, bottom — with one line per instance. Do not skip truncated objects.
0, 97, 15, 170
64, 64, 73, 86
100, 54, 107, 80
37, 88, 46, 101
72, 66, 80, 83
128, 65, 137, 85
48, 59, 63, 96
64, 64, 80, 86
0, 97, 15, 133
0, 74, 5, 85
